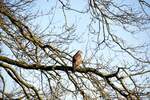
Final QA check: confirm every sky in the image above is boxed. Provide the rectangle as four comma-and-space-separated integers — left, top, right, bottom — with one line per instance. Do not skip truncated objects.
1, 0, 150, 99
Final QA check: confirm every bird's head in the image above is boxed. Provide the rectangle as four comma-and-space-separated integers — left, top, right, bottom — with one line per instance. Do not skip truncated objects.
77, 50, 83, 55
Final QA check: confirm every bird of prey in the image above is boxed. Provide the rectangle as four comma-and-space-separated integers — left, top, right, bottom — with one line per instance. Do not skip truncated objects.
72, 50, 82, 72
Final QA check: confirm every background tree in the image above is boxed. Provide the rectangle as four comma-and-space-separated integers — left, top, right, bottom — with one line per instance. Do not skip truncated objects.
0, 0, 150, 99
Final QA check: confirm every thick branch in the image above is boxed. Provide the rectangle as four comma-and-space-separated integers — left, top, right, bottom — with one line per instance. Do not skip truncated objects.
0, 56, 118, 78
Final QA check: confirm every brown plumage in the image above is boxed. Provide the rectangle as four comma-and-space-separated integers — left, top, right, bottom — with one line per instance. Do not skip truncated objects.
72, 50, 82, 72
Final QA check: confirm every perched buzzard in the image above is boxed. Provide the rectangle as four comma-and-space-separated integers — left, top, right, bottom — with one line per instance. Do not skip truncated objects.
72, 50, 82, 72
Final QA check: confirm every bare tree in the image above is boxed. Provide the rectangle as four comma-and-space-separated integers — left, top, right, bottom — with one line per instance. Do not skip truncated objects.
0, 0, 150, 99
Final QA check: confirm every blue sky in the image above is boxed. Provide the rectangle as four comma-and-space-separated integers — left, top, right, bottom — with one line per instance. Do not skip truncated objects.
1, 0, 150, 99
